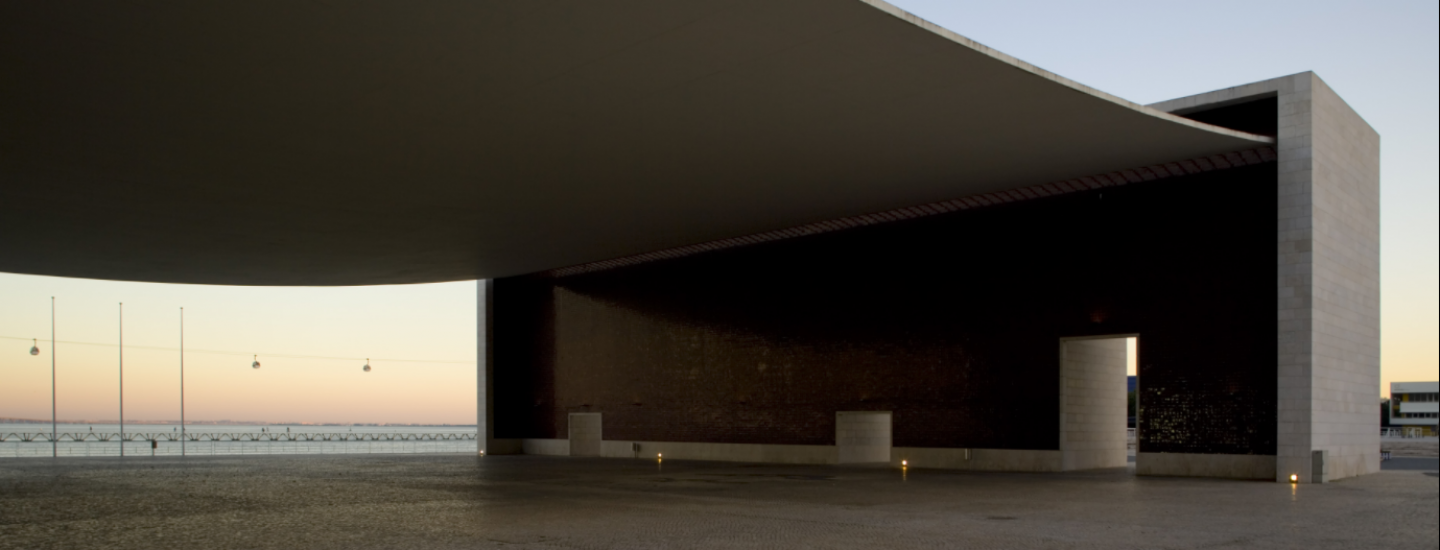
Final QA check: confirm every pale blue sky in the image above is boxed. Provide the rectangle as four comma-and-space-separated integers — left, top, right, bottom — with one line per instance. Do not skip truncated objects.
2, 1, 1435, 424
886, 0, 1438, 392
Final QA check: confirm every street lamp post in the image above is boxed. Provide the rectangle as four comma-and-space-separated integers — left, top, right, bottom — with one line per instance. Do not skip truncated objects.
180, 307, 185, 457
120, 303, 124, 457
50, 297, 56, 458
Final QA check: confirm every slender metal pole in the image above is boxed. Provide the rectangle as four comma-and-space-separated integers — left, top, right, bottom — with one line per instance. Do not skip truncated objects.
120, 303, 124, 457
180, 307, 185, 457
51, 297, 56, 458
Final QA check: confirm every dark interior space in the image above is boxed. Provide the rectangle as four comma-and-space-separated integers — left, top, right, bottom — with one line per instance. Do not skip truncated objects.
495, 163, 1279, 456
1177, 96, 1280, 137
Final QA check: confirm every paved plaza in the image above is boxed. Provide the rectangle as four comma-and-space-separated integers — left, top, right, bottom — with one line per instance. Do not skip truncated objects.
0, 454, 1434, 549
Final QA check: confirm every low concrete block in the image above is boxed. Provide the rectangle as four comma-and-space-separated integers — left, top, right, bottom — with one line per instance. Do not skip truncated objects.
522, 439, 570, 456
837, 411, 892, 464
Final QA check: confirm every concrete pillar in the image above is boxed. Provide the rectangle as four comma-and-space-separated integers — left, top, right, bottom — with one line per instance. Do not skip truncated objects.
1060, 337, 1130, 471
477, 279, 494, 455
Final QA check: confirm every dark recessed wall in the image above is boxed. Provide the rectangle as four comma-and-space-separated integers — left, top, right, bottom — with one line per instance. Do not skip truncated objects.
1178, 97, 1279, 137
495, 163, 1279, 456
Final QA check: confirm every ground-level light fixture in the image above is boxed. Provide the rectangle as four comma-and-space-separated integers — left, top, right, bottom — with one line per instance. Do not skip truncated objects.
363, 359, 371, 373
252, 355, 261, 369
1290, 474, 1299, 483
902, 460, 908, 467
29, 338, 39, 356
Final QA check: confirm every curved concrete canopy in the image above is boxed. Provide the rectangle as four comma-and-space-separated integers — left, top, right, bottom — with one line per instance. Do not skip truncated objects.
0, 0, 1272, 286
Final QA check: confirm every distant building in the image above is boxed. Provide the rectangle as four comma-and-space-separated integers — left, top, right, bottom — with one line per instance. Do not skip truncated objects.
1389, 382, 1439, 436
1127, 377, 1138, 429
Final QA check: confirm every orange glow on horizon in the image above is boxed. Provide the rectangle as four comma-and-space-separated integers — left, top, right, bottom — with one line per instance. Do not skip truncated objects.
0, 277, 477, 426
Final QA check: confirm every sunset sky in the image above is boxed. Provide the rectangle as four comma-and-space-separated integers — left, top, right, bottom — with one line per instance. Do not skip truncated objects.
1, 0, 1434, 424
0, 280, 476, 425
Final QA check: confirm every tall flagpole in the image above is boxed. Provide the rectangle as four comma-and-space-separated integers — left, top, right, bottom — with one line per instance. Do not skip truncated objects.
120, 303, 125, 457
180, 307, 185, 457
51, 297, 56, 458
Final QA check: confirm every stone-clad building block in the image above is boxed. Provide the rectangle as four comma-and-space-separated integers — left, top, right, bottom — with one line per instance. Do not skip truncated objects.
1151, 72, 1381, 483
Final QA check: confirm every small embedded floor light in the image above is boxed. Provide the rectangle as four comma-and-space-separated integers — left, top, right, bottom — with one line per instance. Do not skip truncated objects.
901, 460, 908, 468
363, 359, 371, 373
1290, 474, 1299, 484
30, 338, 39, 356
252, 355, 261, 369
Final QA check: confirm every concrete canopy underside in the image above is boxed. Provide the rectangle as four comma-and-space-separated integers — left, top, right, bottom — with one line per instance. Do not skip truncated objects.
0, 0, 1270, 286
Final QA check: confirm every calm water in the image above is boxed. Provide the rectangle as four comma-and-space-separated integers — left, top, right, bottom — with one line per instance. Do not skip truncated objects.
0, 423, 478, 458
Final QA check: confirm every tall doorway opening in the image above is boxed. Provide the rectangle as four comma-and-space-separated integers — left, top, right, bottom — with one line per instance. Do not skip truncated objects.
1060, 335, 1137, 471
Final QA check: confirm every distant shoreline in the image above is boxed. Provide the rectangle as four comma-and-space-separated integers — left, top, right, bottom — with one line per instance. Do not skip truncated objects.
0, 418, 475, 428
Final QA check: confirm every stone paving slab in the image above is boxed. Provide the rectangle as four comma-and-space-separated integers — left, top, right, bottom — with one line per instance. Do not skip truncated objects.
0, 454, 1435, 549
1384, 457, 1439, 471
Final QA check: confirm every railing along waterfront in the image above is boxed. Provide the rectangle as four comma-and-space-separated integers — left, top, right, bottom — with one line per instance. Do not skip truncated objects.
1, 431, 477, 458
2, 431, 476, 443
